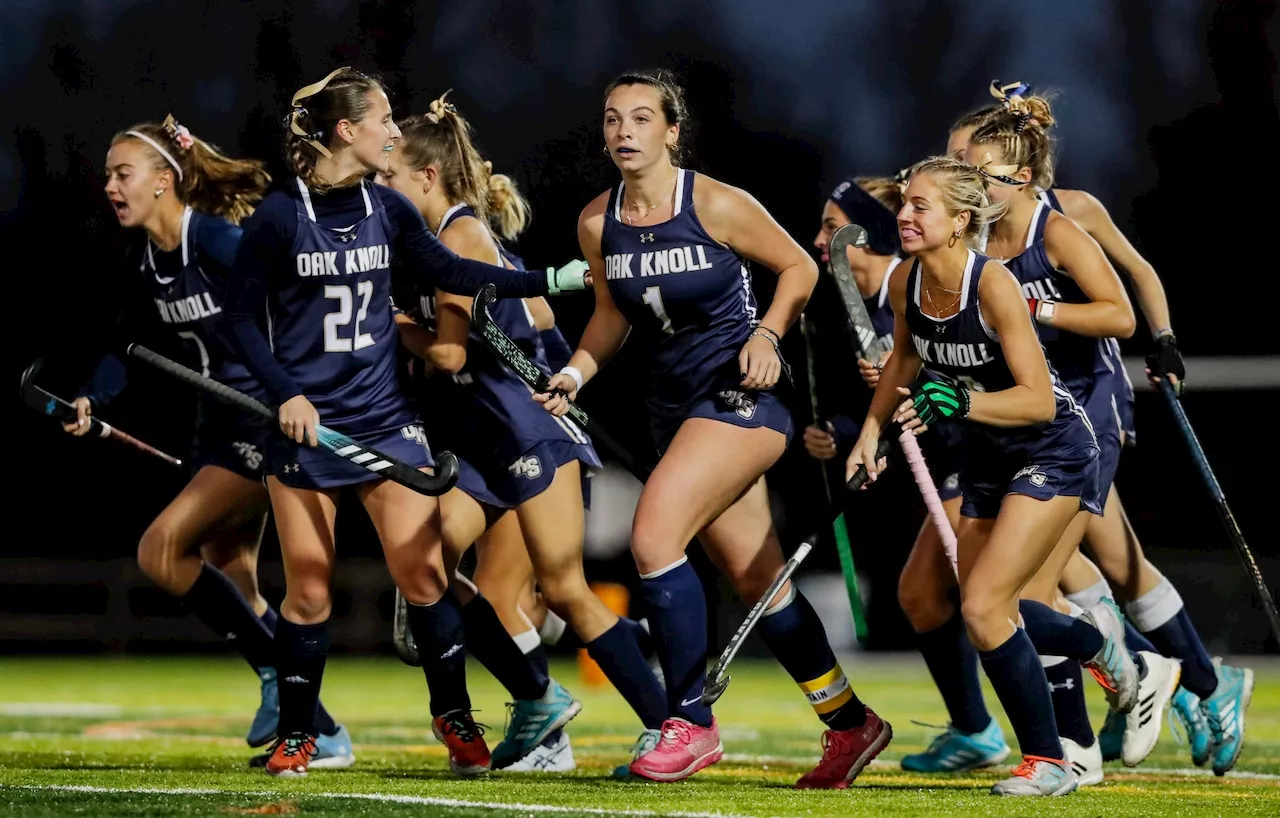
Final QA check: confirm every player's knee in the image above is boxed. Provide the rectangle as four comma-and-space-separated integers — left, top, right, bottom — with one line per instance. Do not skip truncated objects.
536, 569, 590, 613
629, 516, 685, 574
390, 560, 449, 606
959, 590, 1011, 649
136, 524, 183, 588
285, 580, 332, 623
898, 572, 952, 633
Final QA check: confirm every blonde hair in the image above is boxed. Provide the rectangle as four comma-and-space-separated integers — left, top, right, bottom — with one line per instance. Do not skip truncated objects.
908, 156, 1007, 247
396, 92, 532, 240
286, 67, 384, 193
969, 92, 1057, 191
112, 115, 270, 225
855, 176, 904, 213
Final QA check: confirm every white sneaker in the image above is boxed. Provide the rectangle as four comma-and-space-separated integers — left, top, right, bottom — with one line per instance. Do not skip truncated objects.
1081, 598, 1140, 713
990, 756, 1077, 796
1123, 652, 1181, 767
1061, 736, 1103, 787
503, 731, 576, 772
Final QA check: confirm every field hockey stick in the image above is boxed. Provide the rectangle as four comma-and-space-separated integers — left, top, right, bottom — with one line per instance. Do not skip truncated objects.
125, 344, 459, 497
799, 314, 869, 642
471, 284, 639, 474
830, 224, 959, 574
1158, 379, 1280, 644
702, 435, 892, 706
21, 358, 183, 467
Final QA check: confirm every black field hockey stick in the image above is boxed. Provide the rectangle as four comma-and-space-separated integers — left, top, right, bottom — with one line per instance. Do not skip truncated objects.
125, 344, 459, 496
1158, 379, 1280, 644
21, 359, 183, 467
471, 284, 638, 474
701, 434, 893, 706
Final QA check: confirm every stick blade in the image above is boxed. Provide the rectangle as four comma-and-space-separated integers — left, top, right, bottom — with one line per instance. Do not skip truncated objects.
700, 672, 730, 707
20, 358, 43, 401
829, 223, 869, 258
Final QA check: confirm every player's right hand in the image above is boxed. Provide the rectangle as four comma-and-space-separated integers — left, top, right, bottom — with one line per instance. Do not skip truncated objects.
62, 397, 94, 437
857, 350, 891, 388
845, 429, 887, 488
533, 372, 578, 417
547, 259, 591, 294
279, 395, 319, 447
803, 423, 838, 460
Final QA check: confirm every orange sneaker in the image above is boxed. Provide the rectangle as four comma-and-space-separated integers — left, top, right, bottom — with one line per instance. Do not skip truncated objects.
263, 733, 316, 778
432, 710, 491, 775
795, 708, 893, 789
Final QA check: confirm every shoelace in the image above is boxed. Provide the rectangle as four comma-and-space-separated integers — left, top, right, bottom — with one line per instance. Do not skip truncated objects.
817, 729, 853, 762
656, 720, 692, 752
910, 720, 957, 754
630, 731, 660, 759
441, 710, 487, 743
278, 735, 316, 758
1087, 665, 1119, 693
1011, 754, 1062, 779
1167, 695, 1203, 748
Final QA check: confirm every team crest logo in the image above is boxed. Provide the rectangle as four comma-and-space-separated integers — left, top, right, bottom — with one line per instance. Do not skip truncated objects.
509, 455, 542, 479
232, 441, 263, 472
640, 232, 655, 244
401, 425, 430, 448
1014, 464, 1049, 487
717, 389, 757, 420
943, 473, 960, 492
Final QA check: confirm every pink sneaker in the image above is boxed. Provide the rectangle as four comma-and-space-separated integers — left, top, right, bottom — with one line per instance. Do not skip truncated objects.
628, 717, 724, 782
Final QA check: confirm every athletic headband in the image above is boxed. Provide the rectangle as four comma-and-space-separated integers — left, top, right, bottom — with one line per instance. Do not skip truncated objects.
125, 130, 183, 181
290, 66, 351, 159
974, 152, 1024, 187
828, 178, 900, 257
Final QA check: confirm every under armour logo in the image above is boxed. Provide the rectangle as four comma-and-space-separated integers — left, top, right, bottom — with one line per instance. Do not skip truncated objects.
335, 230, 359, 243
640, 232, 655, 244
440, 643, 463, 660
283, 675, 309, 684
1049, 679, 1075, 691
283, 463, 300, 474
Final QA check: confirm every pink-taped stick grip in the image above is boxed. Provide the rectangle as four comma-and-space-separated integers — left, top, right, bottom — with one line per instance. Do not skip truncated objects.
898, 428, 958, 577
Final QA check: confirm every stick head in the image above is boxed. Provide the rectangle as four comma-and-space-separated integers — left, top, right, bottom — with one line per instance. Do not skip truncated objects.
829, 223, 869, 261
20, 358, 42, 401
700, 670, 730, 707
473, 283, 498, 316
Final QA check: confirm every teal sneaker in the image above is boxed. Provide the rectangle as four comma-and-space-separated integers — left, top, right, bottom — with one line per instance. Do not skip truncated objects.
901, 719, 1011, 772
311, 724, 356, 769
246, 666, 279, 748
1169, 687, 1210, 766
490, 679, 582, 770
1200, 661, 1254, 776
991, 756, 1077, 796
612, 728, 661, 778
1098, 707, 1123, 762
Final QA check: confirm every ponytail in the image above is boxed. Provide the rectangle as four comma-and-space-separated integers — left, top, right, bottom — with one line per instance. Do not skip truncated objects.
285, 67, 384, 193
486, 171, 531, 241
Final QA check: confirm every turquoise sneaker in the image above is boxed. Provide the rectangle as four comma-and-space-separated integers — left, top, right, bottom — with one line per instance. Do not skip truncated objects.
1169, 687, 1210, 766
1098, 707, 1123, 762
246, 666, 279, 748
612, 728, 661, 778
1200, 661, 1254, 776
490, 679, 582, 770
311, 724, 356, 769
901, 719, 1011, 772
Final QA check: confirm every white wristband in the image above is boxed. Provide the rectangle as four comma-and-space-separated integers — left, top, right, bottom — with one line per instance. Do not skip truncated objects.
559, 365, 584, 393
1035, 299, 1056, 325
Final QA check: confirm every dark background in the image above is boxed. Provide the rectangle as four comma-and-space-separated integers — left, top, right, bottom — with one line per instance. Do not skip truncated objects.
3, 0, 1278, 654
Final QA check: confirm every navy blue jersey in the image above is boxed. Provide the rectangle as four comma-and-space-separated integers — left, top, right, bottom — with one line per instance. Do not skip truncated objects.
864, 256, 899, 353
1038, 187, 1064, 214
999, 201, 1110, 393
602, 169, 759, 419
905, 252, 1095, 450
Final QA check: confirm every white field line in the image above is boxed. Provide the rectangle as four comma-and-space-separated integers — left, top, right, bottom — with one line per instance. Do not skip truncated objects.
721, 754, 1280, 781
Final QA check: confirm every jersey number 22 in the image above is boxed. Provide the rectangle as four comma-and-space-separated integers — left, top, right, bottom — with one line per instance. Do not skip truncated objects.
324, 282, 375, 352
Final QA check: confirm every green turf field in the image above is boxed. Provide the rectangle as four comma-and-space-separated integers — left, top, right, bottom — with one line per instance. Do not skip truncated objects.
0, 654, 1275, 817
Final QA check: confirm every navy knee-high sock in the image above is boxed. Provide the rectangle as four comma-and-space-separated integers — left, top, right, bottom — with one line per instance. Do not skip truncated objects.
183, 563, 276, 669
258, 606, 337, 736
274, 618, 329, 737
405, 592, 471, 717
755, 586, 867, 731
1124, 619, 1159, 655
916, 613, 991, 734
587, 619, 667, 729
461, 594, 548, 701
1043, 656, 1094, 747
979, 628, 1063, 760
1019, 600, 1103, 661
639, 558, 710, 727
1127, 579, 1217, 699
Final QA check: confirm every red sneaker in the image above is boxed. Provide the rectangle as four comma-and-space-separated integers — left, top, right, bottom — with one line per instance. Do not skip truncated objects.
795, 708, 893, 789
263, 733, 317, 778
432, 710, 491, 776
628, 717, 724, 782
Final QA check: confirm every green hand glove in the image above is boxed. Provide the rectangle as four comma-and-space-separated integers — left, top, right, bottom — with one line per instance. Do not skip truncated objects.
547, 259, 590, 295
910, 379, 970, 426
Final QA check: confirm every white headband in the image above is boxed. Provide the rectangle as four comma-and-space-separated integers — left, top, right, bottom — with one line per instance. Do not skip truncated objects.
126, 130, 183, 182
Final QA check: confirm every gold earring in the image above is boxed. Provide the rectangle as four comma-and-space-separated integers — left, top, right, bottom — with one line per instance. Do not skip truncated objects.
948, 230, 960, 248
154, 189, 164, 198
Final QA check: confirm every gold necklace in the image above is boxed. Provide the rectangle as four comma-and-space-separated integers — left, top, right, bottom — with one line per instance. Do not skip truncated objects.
923, 279, 962, 318
624, 170, 678, 225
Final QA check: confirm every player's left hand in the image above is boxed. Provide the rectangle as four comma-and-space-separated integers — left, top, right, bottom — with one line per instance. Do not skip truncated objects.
547, 259, 591, 294
739, 333, 781, 390
1145, 332, 1184, 396
896, 380, 970, 433
533, 372, 578, 417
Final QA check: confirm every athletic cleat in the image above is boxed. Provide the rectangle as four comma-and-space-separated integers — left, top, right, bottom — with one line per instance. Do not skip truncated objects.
612, 728, 661, 778
503, 729, 576, 772
263, 732, 316, 778
310, 724, 356, 769
246, 666, 279, 747
900, 718, 1011, 772
629, 717, 724, 782
1081, 598, 1140, 713
1098, 707, 1124, 762
1061, 736, 1104, 787
490, 679, 581, 770
1123, 652, 1180, 767
990, 755, 1077, 797
1169, 687, 1211, 766
1200, 660, 1254, 777
795, 707, 893, 789
432, 709, 491, 776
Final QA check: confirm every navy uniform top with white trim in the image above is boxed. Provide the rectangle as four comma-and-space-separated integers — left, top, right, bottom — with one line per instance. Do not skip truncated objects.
601, 169, 759, 420
865, 256, 899, 353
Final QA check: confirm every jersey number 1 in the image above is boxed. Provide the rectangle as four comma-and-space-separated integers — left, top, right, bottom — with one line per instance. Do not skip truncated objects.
642, 286, 674, 335
324, 282, 375, 352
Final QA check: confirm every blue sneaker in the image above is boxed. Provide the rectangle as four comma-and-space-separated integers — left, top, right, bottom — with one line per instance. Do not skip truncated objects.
612, 728, 661, 778
901, 719, 1011, 772
1098, 707, 1123, 762
1169, 687, 1210, 766
246, 666, 279, 748
1200, 661, 1254, 776
311, 724, 356, 769
490, 679, 582, 770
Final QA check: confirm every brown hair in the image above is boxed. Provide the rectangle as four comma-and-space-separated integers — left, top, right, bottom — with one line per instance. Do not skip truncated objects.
287, 67, 384, 193
908, 156, 1007, 246
856, 176, 904, 213
949, 103, 1003, 136
968, 94, 1057, 190
603, 69, 690, 164
396, 92, 532, 241
112, 115, 270, 225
